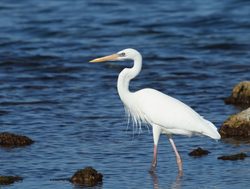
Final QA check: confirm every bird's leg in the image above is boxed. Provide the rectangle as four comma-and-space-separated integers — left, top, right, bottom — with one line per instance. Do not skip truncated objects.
168, 137, 183, 175
150, 144, 158, 171
150, 125, 161, 172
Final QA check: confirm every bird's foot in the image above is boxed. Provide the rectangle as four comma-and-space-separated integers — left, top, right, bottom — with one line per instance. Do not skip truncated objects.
149, 165, 157, 174
178, 169, 183, 177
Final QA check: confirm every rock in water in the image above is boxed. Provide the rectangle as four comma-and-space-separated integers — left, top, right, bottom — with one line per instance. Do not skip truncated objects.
219, 108, 250, 138
0, 132, 34, 147
218, 153, 248, 160
188, 147, 210, 157
0, 176, 22, 185
225, 81, 250, 106
70, 167, 103, 187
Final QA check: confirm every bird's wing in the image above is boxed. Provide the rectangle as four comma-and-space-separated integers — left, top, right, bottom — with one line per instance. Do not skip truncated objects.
134, 88, 220, 139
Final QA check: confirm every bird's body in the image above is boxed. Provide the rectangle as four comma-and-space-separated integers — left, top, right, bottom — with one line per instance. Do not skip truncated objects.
90, 48, 220, 174
128, 88, 219, 138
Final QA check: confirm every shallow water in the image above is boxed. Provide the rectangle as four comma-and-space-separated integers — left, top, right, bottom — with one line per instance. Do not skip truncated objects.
0, 0, 250, 188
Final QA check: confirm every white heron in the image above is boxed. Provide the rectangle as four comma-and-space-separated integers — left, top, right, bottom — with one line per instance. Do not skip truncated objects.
90, 48, 221, 174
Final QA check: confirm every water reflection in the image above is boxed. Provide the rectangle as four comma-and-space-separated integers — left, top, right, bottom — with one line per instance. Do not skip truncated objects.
221, 138, 250, 145
73, 183, 103, 189
150, 171, 183, 189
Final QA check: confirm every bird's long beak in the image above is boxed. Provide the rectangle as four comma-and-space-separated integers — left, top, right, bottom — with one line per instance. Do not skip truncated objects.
89, 54, 119, 63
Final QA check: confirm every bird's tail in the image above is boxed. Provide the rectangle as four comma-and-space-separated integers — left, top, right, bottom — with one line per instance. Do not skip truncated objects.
202, 120, 221, 140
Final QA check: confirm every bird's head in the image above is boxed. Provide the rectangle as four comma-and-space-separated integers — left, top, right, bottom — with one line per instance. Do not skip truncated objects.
90, 48, 140, 63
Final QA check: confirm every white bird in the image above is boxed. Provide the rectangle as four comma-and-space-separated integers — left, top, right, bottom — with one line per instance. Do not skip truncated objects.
90, 48, 221, 174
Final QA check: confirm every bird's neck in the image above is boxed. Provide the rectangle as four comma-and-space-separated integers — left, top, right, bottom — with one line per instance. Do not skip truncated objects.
117, 55, 142, 102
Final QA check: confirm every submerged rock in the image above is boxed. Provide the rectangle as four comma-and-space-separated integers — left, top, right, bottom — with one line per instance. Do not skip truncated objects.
219, 108, 250, 138
218, 153, 248, 161
70, 167, 103, 187
0, 132, 34, 147
0, 176, 22, 185
188, 147, 210, 157
225, 81, 250, 106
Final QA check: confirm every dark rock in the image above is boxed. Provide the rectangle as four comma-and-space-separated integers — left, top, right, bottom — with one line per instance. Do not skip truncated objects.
188, 147, 210, 157
70, 167, 103, 187
0, 132, 34, 147
219, 108, 250, 138
225, 81, 250, 106
218, 153, 248, 161
0, 176, 22, 185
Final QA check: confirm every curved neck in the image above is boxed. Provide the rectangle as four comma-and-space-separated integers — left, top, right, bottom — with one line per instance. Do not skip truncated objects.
117, 54, 142, 101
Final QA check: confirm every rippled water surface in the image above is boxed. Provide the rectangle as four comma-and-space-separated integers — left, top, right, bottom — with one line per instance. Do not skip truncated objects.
1, 0, 250, 188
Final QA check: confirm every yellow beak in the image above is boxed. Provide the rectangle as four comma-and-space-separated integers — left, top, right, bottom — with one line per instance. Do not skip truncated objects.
89, 54, 119, 63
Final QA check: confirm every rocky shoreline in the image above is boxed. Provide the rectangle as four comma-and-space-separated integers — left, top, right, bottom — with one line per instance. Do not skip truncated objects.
219, 108, 250, 138
220, 81, 250, 139
0, 132, 34, 148
224, 81, 250, 106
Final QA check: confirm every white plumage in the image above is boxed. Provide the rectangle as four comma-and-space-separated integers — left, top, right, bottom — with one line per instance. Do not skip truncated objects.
134, 88, 220, 139
90, 48, 221, 174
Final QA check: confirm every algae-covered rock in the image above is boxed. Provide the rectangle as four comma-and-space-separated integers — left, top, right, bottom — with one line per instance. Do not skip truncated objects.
218, 153, 248, 160
219, 108, 250, 138
188, 147, 210, 157
0, 132, 34, 147
0, 176, 22, 185
225, 81, 250, 106
70, 167, 103, 187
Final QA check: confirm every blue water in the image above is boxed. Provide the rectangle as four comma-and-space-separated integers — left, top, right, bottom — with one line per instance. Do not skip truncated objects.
1, 0, 250, 188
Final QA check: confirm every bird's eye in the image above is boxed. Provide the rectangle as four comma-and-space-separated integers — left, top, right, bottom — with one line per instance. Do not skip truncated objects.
119, 52, 126, 57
